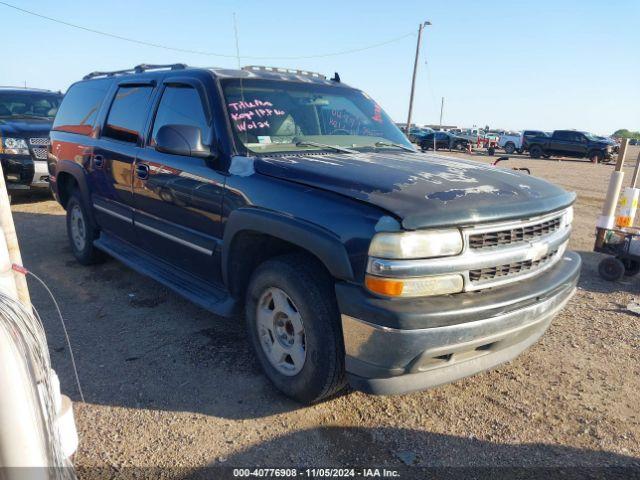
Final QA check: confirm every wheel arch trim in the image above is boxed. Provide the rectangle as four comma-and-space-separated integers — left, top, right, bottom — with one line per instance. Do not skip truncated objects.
222, 208, 355, 287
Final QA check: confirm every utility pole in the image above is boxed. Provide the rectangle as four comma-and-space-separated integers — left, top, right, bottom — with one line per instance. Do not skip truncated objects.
439, 97, 444, 128
406, 21, 431, 134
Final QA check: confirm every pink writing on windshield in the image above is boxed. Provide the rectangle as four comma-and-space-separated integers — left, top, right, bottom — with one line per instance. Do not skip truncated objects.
228, 99, 286, 132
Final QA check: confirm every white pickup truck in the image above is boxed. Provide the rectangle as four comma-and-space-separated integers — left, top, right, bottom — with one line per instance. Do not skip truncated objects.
498, 131, 524, 154
499, 130, 549, 154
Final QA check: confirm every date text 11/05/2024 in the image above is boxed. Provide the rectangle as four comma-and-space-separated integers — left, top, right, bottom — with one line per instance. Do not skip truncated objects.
232, 468, 401, 477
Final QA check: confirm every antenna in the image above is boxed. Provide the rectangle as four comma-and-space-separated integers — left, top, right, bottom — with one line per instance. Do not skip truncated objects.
232, 13, 241, 69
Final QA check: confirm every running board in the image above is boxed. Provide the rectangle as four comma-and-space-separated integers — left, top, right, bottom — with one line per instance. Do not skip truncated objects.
94, 233, 238, 317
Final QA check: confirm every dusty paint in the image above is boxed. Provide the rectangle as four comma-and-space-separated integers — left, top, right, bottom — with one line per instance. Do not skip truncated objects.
374, 215, 401, 232
426, 185, 515, 202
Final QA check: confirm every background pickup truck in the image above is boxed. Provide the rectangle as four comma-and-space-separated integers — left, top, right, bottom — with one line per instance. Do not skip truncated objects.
527, 130, 616, 163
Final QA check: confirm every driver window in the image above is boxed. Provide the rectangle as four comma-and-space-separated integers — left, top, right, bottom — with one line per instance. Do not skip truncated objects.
151, 85, 210, 146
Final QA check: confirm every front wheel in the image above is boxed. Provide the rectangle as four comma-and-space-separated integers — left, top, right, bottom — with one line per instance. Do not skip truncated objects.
504, 142, 515, 154
245, 254, 346, 404
66, 190, 104, 265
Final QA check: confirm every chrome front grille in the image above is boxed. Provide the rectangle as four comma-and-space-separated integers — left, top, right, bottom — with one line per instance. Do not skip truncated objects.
31, 148, 48, 160
469, 217, 562, 249
29, 137, 50, 146
367, 207, 572, 292
469, 249, 558, 283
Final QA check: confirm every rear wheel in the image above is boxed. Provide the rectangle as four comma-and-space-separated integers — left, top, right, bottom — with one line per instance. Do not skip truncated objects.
245, 253, 346, 404
530, 145, 543, 158
504, 142, 515, 154
598, 257, 625, 281
66, 190, 104, 265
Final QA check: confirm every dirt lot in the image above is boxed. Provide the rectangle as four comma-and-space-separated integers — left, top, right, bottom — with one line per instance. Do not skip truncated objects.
10, 147, 640, 476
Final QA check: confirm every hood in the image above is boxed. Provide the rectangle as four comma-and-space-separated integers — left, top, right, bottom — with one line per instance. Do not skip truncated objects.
0, 117, 53, 137
254, 151, 575, 229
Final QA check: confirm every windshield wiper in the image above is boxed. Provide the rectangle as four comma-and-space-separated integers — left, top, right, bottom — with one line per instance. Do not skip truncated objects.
374, 141, 415, 152
295, 141, 358, 154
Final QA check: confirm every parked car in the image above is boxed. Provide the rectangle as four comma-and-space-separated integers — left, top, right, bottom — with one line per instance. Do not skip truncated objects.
629, 139, 637, 146
521, 130, 549, 153
456, 128, 485, 144
407, 127, 434, 143
420, 131, 469, 151
50, 64, 579, 403
527, 130, 616, 163
0, 87, 63, 192
498, 131, 523, 154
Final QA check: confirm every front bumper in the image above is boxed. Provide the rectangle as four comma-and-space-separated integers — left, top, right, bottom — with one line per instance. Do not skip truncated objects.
1, 154, 34, 188
337, 251, 581, 395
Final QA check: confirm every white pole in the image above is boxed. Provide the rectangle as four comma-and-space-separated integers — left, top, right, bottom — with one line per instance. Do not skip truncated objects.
0, 163, 30, 305
0, 165, 50, 474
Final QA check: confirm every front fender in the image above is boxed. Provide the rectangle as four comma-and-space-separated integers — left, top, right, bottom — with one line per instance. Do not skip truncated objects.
222, 207, 355, 286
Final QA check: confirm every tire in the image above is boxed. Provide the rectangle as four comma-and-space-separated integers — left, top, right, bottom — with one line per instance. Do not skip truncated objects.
530, 145, 543, 158
623, 259, 640, 276
589, 151, 603, 163
516, 148, 525, 155
245, 253, 346, 404
598, 257, 625, 281
504, 142, 515, 154
66, 190, 104, 265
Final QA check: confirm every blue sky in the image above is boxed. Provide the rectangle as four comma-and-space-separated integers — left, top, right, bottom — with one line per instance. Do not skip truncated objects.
2, 0, 638, 135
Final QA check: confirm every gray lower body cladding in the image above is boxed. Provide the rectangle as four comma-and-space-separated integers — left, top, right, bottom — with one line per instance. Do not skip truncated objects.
337, 251, 581, 395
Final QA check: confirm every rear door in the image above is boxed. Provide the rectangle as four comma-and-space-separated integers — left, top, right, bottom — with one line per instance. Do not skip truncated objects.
548, 131, 572, 156
92, 82, 155, 244
133, 76, 226, 283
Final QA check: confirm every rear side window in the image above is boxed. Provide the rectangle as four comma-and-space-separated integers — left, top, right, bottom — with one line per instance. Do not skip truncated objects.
103, 86, 154, 143
151, 85, 210, 145
53, 80, 111, 136
554, 131, 571, 141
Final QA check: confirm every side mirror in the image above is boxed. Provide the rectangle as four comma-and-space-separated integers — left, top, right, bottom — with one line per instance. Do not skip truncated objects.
155, 124, 212, 159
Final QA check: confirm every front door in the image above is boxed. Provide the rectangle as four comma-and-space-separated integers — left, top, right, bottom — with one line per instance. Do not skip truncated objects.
133, 81, 226, 284
92, 83, 155, 245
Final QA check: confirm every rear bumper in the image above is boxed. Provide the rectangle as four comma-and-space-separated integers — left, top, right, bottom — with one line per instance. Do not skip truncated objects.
337, 251, 581, 395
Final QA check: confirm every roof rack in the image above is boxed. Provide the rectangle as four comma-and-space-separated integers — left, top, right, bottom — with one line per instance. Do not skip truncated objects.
83, 63, 188, 80
0, 86, 57, 92
242, 65, 326, 80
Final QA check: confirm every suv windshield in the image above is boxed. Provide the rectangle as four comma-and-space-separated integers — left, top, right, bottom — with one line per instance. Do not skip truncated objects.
0, 91, 62, 119
222, 79, 413, 154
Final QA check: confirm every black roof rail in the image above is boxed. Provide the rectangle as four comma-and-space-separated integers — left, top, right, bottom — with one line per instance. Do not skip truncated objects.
83, 63, 188, 80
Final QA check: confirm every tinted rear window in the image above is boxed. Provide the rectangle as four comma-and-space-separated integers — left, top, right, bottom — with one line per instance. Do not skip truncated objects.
103, 86, 154, 143
53, 80, 111, 135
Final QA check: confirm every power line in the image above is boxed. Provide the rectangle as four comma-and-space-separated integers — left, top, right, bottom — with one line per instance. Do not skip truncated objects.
0, 1, 414, 60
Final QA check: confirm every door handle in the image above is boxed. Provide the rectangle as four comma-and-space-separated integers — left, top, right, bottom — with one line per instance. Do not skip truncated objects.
135, 163, 149, 180
93, 155, 104, 169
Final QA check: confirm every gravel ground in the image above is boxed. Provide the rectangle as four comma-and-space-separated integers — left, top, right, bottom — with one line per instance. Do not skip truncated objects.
9, 147, 640, 477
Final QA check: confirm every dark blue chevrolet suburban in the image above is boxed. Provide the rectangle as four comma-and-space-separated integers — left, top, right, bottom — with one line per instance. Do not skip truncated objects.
49, 64, 580, 403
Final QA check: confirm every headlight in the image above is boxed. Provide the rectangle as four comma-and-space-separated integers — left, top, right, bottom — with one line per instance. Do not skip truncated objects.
563, 207, 573, 227
369, 229, 463, 259
365, 273, 464, 297
1, 137, 29, 155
